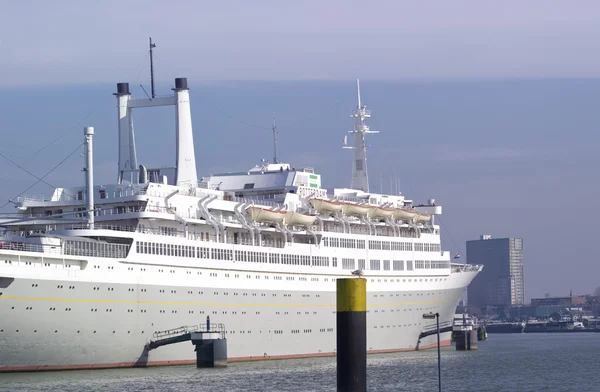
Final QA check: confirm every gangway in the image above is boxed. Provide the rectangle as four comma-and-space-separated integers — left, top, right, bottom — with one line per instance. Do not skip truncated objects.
146, 323, 226, 350
146, 323, 228, 367
418, 320, 453, 340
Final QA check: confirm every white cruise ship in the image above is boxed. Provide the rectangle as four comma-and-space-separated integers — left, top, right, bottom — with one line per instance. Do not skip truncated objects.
0, 72, 482, 371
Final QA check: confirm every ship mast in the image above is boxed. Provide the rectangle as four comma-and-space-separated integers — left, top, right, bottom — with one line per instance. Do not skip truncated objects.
345, 79, 378, 192
149, 37, 156, 99
272, 112, 278, 164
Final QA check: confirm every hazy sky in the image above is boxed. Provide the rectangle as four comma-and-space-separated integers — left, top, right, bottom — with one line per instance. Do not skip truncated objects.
1, 2, 600, 301
2, 1, 600, 85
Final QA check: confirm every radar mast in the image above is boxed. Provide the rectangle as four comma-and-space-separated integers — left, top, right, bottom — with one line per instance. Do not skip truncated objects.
344, 79, 378, 192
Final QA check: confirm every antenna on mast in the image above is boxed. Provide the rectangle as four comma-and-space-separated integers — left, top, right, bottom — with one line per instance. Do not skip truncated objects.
272, 112, 278, 164
357, 79, 361, 109
345, 79, 379, 192
149, 37, 156, 99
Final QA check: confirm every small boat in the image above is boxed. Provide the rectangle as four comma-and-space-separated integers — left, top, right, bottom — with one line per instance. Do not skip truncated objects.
309, 198, 343, 215
393, 209, 419, 222
368, 207, 395, 219
284, 211, 317, 227
342, 203, 372, 217
245, 206, 285, 224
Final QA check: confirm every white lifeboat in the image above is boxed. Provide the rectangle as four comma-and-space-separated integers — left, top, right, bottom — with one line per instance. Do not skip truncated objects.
415, 213, 431, 223
342, 203, 372, 217
368, 207, 395, 219
393, 208, 419, 222
284, 211, 317, 227
309, 198, 343, 215
245, 206, 286, 224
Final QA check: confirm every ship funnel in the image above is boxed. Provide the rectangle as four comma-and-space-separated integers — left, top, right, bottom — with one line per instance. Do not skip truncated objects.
175, 77, 188, 90
173, 77, 197, 186
113, 77, 197, 187
139, 164, 148, 184
84, 127, 95, 230
115, 82, 138, 184
116, 82, 130, 95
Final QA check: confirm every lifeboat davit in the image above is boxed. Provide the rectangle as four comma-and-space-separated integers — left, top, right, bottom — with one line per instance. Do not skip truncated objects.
245, 206, 285, 224
342, 203, 372, 217
309, 198, 343, 215
393, 208, 419, 222
284, 211, 317, 227
368, 207, 395, 219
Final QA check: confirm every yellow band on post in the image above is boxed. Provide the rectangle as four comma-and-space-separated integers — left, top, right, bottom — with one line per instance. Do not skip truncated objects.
336, 278, 366, 312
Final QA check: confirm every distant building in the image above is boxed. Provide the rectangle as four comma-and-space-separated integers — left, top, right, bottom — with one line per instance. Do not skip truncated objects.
531, 296, 586, 307
467, 235, 524, 309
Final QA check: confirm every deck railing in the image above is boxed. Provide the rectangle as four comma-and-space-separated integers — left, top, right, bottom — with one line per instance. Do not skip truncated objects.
451, 263, 482, 273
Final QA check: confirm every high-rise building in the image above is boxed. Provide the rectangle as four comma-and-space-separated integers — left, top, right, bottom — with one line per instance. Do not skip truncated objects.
467, 235, 524, 308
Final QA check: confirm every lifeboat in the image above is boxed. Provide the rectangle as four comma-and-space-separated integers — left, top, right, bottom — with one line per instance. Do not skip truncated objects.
245, 206, 285, 224
368, 206, 395, 219
342, 203, 372, 217
309, 198, 343, 215
284, 211, 317, 227
393, 208, 419, 222
415, 213, 431, 223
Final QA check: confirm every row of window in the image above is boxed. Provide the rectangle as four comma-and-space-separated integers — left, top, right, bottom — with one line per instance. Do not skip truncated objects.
324, 238, 442, 253
1, 325, 428, 335
340, 258, 449, 271
414, 243, 441, 252
324, 238, 366, 249
137, 241, 342, 267
136, 241, 450, 270
63, 240, 128, 259
137, 242, 210, 259
414, 260, 450, 269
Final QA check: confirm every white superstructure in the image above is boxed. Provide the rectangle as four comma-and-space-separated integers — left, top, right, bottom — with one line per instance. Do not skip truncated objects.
0, 75, 482, 372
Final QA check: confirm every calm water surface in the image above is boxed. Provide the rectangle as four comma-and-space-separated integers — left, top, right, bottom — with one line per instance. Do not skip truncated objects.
1, 333, 598, 392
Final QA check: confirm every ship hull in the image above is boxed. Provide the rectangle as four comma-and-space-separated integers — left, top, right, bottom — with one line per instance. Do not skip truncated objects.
0, 266, 476, 371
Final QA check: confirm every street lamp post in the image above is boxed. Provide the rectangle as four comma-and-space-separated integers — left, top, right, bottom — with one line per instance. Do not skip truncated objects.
423, 312, 441, 392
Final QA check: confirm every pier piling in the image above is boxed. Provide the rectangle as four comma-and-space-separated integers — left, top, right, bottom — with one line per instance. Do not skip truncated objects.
455, 330, 478, 350
336, 278, 367, 392
477, 326, 487, 341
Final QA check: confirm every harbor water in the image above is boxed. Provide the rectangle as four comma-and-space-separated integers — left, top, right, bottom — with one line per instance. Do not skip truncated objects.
1, 333, 598, 392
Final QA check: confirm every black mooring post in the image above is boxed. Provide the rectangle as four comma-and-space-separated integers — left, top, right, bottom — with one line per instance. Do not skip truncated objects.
436, 314, 441, 392
337, 278, 367, 392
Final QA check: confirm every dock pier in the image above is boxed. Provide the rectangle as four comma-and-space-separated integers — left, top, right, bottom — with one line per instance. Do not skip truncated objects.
452, 314, 479, 350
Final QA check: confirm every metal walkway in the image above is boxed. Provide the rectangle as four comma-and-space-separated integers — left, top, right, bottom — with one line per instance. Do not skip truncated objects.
146, 323, 226, 350
418, 320, 453, 339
